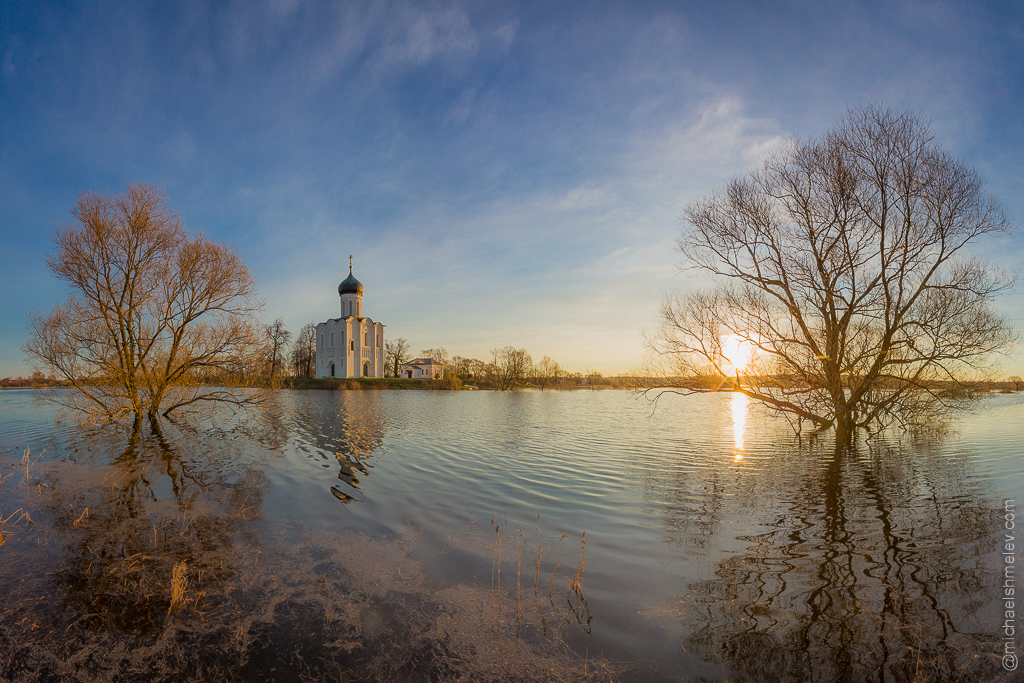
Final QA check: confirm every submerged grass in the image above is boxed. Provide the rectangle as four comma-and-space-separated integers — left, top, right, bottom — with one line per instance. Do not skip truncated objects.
484, 509, 594, 647
0, 447, 619, 682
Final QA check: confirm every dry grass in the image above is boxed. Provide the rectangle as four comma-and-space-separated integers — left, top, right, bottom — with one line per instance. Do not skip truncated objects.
169, 560, 189, 614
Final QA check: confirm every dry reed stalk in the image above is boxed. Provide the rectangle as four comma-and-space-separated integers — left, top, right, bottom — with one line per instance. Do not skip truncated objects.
534, 514, 543, 595
547, 534, 567, 602
515, 526, 525, 626
1, 508, 24, 525
491, 516, 503, 617
169, 561, 189, 614
569, 531, 587, 593
20, 448, 43, 486
567, 532, 592, 634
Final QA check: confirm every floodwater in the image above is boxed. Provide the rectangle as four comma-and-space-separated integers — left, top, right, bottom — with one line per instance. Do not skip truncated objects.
1, 388, 1022, 682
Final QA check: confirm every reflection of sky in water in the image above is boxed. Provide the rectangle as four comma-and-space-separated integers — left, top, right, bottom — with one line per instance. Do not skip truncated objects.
2, 389, 1023, 682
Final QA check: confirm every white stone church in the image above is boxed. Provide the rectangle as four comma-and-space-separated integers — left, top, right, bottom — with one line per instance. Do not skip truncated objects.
315, 259, 385, 379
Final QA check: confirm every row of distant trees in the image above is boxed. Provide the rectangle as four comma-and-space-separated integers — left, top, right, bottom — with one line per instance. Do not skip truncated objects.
0, 371, 58, 387
384, 342, 611, 390
254, 323, 580, 391
240, 318, 617, 392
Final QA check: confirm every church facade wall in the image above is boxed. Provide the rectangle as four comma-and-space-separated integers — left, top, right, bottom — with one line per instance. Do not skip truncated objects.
315, 317, 385, 379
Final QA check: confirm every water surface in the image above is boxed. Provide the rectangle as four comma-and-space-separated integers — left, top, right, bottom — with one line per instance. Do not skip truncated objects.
0, 388, 1021, 681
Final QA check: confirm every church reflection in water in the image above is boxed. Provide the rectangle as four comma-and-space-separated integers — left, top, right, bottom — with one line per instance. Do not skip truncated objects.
288, 391, 388, 505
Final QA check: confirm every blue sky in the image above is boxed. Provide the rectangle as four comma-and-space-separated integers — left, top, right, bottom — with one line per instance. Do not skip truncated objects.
2, 0, 1023, 377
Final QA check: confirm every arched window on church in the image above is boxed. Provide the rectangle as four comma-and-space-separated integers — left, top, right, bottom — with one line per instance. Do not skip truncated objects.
364, 331, 369, 346
350, 340, 354, 351
330, 332, 334, 346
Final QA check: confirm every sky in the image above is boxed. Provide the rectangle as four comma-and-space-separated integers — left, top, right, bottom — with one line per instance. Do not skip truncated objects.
2, 0, 1023, 377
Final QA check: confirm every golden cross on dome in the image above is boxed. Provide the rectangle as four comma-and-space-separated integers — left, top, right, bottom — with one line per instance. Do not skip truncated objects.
349, 254, 353, 271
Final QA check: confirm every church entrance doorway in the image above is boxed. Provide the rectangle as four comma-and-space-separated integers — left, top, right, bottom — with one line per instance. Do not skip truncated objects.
329, 363, 335, 378
362, 362, 370, 377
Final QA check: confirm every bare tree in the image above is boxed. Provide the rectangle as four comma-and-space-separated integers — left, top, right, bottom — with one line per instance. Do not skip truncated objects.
421, 347, 450, 368
385, 337, 410, 377
645, 106, 1017, 437
449, 355, 482, 380
290, 322, 317, 379
264, 318, 291, 379
534, 355, 561, 390
469, 358, 489, 381
23, 184, 266, 424
1010, 375, 1023, 392
490, 346, 532, 391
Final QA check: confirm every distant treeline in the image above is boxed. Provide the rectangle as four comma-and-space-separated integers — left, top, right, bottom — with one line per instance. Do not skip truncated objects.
392, 343, 632, 391
0, 372, 67, 388
248, 318, 635, 391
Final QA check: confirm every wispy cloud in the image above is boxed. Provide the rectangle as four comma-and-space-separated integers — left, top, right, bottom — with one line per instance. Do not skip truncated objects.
377, 3, 478, 68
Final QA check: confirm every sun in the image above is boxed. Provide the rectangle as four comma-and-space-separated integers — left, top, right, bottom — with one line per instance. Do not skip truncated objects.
721, 334, 754, 374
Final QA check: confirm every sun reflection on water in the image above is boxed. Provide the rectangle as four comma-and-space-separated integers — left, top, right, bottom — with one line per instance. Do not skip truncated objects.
731, 391, 747, 458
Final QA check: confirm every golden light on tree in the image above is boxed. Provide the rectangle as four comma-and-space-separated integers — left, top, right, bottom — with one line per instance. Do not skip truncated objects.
23, 183, 268, 425
643, 105, 1018, 437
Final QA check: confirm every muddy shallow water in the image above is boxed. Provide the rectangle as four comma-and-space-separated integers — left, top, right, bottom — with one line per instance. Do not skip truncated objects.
1, 388, 1022, 681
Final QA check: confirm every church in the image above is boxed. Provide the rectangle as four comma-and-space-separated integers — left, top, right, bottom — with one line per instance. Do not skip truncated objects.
315, 258, 386, 379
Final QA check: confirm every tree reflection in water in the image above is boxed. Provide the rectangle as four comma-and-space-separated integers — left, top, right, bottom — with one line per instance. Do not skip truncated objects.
1, 401, 607, 682
13, 416, 274, 635
667, 433, 1005, 682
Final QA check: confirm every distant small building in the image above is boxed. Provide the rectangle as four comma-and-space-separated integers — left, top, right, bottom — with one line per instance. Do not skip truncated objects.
402, 358, 444, 379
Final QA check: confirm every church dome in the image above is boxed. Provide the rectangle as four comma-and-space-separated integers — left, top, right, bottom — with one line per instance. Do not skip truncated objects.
338, 268, 363, 296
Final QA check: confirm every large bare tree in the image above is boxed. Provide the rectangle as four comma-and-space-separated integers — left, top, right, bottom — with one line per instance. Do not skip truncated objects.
646, 106, 1016, 436
23, 184, 266, 424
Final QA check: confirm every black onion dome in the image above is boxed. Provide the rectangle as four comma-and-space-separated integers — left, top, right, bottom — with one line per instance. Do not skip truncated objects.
338, 269, 364, 295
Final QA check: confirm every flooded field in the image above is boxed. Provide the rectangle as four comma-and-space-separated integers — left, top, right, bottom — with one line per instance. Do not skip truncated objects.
1, 388, 1022, 681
